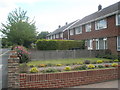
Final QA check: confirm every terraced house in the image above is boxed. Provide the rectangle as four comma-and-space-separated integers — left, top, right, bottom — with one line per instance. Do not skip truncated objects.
47, 1, 120, 55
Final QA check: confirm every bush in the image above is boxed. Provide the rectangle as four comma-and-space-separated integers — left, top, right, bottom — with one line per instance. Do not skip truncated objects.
56, 64, 62, 66
111, 63, 118, 67
97, 65, 104, 68
73, 65, 87, 70
104, 64, 110, 67
42, 68, 59, 73
64, 66, 71, 71
47, 63, 53, 67
19, 63, 29, 73
91, 61, 97, 64
97, 60, 103, 63
30, 67, 39, 73
36, 39, 85, 50
114, 59, 119, 62
14, 46, 30, 63
87, 64, 95, 69
84, 60, 90, 64
77, 62, 83, 65
38, 64, 46, 67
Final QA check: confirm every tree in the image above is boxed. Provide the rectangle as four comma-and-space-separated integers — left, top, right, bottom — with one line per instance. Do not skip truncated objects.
0, 8, 37, 47
37, 31, 49, 39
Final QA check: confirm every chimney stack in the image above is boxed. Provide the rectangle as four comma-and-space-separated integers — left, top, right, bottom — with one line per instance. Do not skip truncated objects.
98, 4, 102, 11
65, 22, 68, 25
58, 25, 61, 28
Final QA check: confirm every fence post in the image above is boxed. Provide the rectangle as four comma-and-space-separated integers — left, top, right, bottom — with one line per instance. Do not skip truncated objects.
8, 50, 20, 88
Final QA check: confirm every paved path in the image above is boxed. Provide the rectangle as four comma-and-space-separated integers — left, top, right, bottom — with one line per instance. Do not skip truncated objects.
71, 80, 119, 88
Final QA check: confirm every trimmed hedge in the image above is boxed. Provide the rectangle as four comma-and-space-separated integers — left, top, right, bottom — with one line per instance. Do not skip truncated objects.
36, 39, 85, 50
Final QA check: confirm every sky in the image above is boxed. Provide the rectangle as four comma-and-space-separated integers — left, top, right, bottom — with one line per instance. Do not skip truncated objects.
0, 0, 120, 36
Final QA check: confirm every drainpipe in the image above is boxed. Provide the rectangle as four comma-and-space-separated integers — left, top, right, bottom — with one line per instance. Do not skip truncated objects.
68, 29, 69, 40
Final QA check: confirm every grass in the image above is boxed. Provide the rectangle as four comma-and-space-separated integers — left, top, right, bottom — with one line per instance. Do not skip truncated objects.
27, 58, 111, 66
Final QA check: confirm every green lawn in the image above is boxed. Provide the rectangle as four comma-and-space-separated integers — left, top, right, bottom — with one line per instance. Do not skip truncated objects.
27, 58, 111, 66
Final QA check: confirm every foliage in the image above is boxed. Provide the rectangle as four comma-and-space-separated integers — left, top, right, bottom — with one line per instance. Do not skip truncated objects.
1, 38, 12, 48
97, 60, 103, 63
84, 60, 90, 64
37, 31, 49, 39
111, 63, 118, 67
76, 62, 83, 65
30, 67, 39, 73
42, 68, 59, 73
104, 64, 110, 67
38, 64, 46, 67
36, 39, 85, 50
114, 59, 119, 62
56, 64, 62, 66
87, 64, 95, 69
97, 65, 104, 68
64, 66, 71, 71
14, 45, 30, 63
0, 8, 37, 47
73, 65, 87, 70
19, 63, 29, 73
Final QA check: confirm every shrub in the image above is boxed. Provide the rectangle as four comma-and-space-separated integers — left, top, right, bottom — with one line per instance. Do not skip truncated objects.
84, 60, 90, 64
56, 64, 62, 66
64, 66, 71, 71
97, 65, 104, 68
14, 46, 30, 63
104, 61, 110, 63
91, 61, 97, 64
30, 67, 39, 73
42, 68, 59, 73
73, 65, 87, 70
114, 59, 119, 62
29, 64, 35, 67
104, 64, 110, 67
36, 39, 85, 50
87, 64, 95, 69
111, 63, 118, 67
38, 64, 46, 67
97, 60, 103, 63
77, 62, 83, 65
109, 60, 113, 63
47, 63, 53, 67
19, 63, 29, 73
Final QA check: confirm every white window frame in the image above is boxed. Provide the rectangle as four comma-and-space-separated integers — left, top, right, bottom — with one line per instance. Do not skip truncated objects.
75, 26, 82, 34
86, 39, 93, 50
117, 36, 120, 51
85, 23, 91, 32
116, 14, 120, 26
70, 29, 74, 35
96, 38, 107, 50
95, 19, 107, 30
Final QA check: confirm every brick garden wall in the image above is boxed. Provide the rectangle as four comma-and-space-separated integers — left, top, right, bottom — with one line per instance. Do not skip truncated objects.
20, 68, 119, 88
8, 50, 120, 88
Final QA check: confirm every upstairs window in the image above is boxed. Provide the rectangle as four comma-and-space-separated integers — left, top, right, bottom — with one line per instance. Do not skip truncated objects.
85, 23, 91, 32
75, 26, 82, 34
95, 19, 107, 30
70, 29, 74, 35
116, 14, 120, 26
117, 36, 120, 51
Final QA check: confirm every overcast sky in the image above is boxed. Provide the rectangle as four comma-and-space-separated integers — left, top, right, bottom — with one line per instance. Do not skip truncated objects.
0, 0, 119, 36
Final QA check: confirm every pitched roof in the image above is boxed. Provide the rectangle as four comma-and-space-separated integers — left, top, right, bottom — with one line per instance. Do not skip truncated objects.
47, 20, 79, 36
70, 1, 120, 29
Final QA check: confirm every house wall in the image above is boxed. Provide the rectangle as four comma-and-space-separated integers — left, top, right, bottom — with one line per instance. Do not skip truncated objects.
68, 15, 119, 55
63, 30, 68, 39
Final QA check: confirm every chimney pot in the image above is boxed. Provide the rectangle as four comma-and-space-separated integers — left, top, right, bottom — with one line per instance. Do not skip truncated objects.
66, 22, 68, 25
98, 4, 102, 11
58, 25, 61, 28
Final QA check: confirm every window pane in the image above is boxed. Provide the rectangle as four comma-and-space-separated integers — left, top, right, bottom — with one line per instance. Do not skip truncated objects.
118, 14, 120, 25
86, 24, 91, 32
75, 27, 82, 34
70, 30, 74, 35
118, 37, 120, 46
95, 19, 107, 30
99, 38, 104, 49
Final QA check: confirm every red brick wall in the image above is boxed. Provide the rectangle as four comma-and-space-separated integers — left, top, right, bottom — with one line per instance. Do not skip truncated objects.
69, 15, 118, 40
20, 68, 119, 88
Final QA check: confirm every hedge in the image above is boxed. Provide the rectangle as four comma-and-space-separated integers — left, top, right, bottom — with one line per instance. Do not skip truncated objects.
36, 39, 85, 50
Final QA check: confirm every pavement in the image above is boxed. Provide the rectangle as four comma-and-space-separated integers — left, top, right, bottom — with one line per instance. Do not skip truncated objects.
71, 80, 119, 88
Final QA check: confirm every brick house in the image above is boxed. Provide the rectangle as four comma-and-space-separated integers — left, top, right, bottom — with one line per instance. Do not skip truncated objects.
46, 20, 79, 40
47, 2, 120, 55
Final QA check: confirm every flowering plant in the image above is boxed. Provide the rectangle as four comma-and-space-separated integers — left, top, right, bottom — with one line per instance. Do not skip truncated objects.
14, 45, 30, 63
